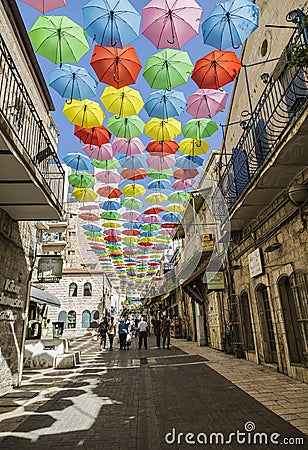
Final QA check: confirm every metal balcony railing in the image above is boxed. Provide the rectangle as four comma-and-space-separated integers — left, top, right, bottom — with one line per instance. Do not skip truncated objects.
213, 23, 308, 219
0, 34, 64, 209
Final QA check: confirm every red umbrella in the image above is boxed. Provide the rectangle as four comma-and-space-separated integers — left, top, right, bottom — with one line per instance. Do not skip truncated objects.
161, 222, 178, 228
79, 213, 100, 221
97, 186, 122, 198
138, 242, 153, 247
121, 168, 147, 181
90, 45, 142, 89
146, 140, 178, 156
105, 235, 122, 242
173, 168, 199, 180
144, 205, 165, 215
192, 50, 241, 89
74, 125, 111, 146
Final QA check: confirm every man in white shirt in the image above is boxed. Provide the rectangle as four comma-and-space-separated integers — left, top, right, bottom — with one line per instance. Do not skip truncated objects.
138, 316, 148, 349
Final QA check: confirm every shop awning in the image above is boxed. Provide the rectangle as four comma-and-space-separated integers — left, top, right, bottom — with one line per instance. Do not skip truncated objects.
30, 286, 61, 307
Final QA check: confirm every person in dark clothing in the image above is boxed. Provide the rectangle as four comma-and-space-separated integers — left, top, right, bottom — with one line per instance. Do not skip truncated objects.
152, 317, 161, 348
161, 315, 171, 350
107, 317, 116, 351
99, 317, 108, 350
118, 318, 128, 350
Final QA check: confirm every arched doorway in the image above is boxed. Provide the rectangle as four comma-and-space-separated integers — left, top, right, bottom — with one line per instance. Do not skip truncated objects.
240, 291, 255, 352
58, 311, 67, 329
255, 284, 277, 363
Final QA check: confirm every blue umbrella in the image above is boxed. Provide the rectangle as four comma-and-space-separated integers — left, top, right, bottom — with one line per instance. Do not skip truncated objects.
175, 155, 203, 170
202, 0, 259, 50
140, 231, 156, 237
148, 179, 171, 191
162, 212, 181, 222
49, 64, 97, 101
82, 0, 141, 48
100, 200, 122, 210
119, 154, 147, 170
82, 224, 102, 232
123, 222, 142, 229
63, 152, 93, 171
144, 89, 186, 120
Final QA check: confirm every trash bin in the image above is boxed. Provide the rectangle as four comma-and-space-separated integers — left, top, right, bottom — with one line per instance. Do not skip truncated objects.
52, 321, 64, 339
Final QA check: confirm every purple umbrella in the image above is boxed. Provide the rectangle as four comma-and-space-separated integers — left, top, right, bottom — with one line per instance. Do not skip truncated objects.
146, 154, 176, 170
95, 170, 122, 184
187, 88, 228, 119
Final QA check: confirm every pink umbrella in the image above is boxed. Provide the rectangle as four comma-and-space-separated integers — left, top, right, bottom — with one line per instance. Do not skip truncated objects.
187, 88, 228, 119
79, 204, 99, 211
122, 211, 142, 221
143, 214, 162, 223
95, 170, 121, 184
112, 137, 145, 156
142, 0, 202, 49
21, 0, 66, 13
83, 143, 115, 160
103, 229, 121, 236
173, 168, 199, 180
159, 228, 176, 235
146, 154, 176, 170
172, 179, 196, 190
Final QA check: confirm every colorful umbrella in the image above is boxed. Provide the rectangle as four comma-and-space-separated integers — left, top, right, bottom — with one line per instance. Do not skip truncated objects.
143, 215, 161, 223
101, 86, 144, 117
144, 205, 165, 215
82, 0, 141, 48
145, 193, 167, 203
122, 229, 141, 236
142, 223, 160, 231
101, 211, 121, 220
21, 0, 66, 13
107, 115, 144, 139
175, 155, 203, 170
143, 49, 193, 90
172, 179, 196, 190
144, 90, 186, 119
202, 0, 259, 50
173, 168, 199, 180
122, 211, 142, 221
80, 204, 99, 211
142, 0, 202, 49
121, 168, 147, 181
113, 137, 144, 156
192, 50, 241, 89
97, 186, 122, 198
72, 188, 97, 202
148, 179, 171, 190
146, 154, 176, 170
182, 119, 218, 140
104, 228, 121, 236
146, 140, 178, 156
161, 222, 178, 228
49, 64, 97, 102
83, 143, 115, 160
74, 125, 111, 146
168, 191, 190, 203
95, 170, 121, 184
100, 200, 122, 210
165, 203, 185, 213
79, 212, 100, 221
83, 224, 102, 232
28, 15, 89, 64
121, 197, 143, 210
122, 184, 146, 197
178, 138, 210, 156
119, 154, 147, 170
102, 221, 122, 228
68, 171, 95, 188
105, 235, 122, 242
90, 44, 142, 89
92, 159, 120, 170
147, 168, 173, 179
63, 152, 92, 170
186, 88, 228, 119
145, 117, 181, 140
63, 99, 105, 128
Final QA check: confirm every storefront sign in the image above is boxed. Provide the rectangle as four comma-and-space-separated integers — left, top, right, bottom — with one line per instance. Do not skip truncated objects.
37, 257, 63, 283
202, 234, 214, 252
248, 248, 263, 277
206, 272, 225, 290
0, 279, 23, 308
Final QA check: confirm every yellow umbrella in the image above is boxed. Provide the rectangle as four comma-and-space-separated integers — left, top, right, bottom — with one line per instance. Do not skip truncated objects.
165, 203, 186, 213
122, 183, 146, 197
72, 188, 97, 202
123, 236, 138, 243
100, 86, 144, 118
139, 237, 154, 243
145, 117, 181, 140
145, 193, 167, 203
63, 99, 105, 128
87, 237, 105, 242
178, 138, 210, 156
102, 221, 122, 228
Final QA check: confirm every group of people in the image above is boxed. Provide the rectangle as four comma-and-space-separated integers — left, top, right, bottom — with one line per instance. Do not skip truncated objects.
98, 315, 172, 351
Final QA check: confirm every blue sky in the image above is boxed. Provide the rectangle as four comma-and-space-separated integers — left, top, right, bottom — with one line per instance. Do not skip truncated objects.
18, 0, 238, 162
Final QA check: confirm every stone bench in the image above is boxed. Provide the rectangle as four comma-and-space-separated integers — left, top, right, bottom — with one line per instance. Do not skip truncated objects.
54, 353, 76, 369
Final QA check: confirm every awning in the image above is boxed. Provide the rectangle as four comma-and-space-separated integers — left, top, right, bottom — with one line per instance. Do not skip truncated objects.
30, 286, 61, 307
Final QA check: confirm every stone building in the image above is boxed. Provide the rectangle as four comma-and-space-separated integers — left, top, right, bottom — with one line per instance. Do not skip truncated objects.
0, 0, 64, 393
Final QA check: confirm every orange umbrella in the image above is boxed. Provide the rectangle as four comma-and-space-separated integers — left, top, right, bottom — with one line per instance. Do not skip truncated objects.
74, 125, 111, 146
121, 168, 147, 181
173, 168, 199, 180
97, 186, 122, 198
146, 140, 178, 156
90, 45, 142, 89
192, 50, 241, 89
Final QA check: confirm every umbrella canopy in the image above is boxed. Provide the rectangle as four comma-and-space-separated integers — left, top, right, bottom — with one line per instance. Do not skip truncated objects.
63, 152, 92, 170
143, 49, 193, 90
119, 154, 147, 170
63, 99, 105, 128
104, 228, 121, 236
92, 158, 120, 170
144, 205, 165, 215
28, 15, 89, 64
95, 170, 121, 184
68, 171, 95, 188
72, 187, 97, 202
172, 179, 195, 190
145, 117, 181, 140
165, 203, 185, 213
102, 221, 122, 228
148, 179, 171, 190
182, 118, 218, 139
97, 186, 122, 198
21, 0, 66, 13
186, 88, 228, 119
178, 138, 210, 156
101, 86, 144, 117
145, 193, 167, 203
122, 229, 141, 236
83, 143, 115, 160
105, 235, 122, 242
49, 64, 97, 101
147, 168, 173, 179
121, 197, 143, 210
143, 215, 161, 223
82, 0, 141, 48
101, 211, 121, 220
122, 183, 146, 197
142, 0, 202, 49
113, 137, 144, 156
144, 90, 186, 119
83, 224, 102, 232
100, 200, 122, 210
107, 115, 144, 139
192, 50, 241, 89
90, 44, 142, 89
146, 139, 178, 156
74, 125, 111, 146
142, 223, 160, 231
168, 191, 190, 202
173, 168, 199, 180
202, 0, 259, 50
121, 168, 147, 181
79, 212, 100, 221
80, 204, 99, 211
122, 211, 142, 221
175, 155, 203, 170
146, 154, 176, 170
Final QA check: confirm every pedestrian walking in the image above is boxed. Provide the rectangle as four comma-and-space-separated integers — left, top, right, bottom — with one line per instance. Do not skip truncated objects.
152, 316, 161, 348
138, 316, 148, 349
107, 317, 116, 351
98, 317, 108, 350
118, 317, 128, 350
161, 315, 171, 350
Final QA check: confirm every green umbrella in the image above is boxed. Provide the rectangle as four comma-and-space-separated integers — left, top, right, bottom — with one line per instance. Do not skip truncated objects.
168, 191, 191, 203
143, 49, 193, 91
28, 15, 90, 64
107, 115, 144, 139
121, 197, 143, 210
141, 223, 160, 231
147, 168, 173, 179
92, 159, 120, 170
68, 171, 95, 188
84, 231, 103, 237
100, 211, 121, 220
182, 119, 218, 140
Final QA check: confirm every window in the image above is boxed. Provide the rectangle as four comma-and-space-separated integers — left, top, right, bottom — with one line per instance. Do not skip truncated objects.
69, 283, 77, 297
67, 310, 76, 329
289, 270, 308, 359
68, 250, 75, 256
91, 310, 99, 326
82, 310, 91, 328
69, 231, 76, 237
58, 311, 67, 329
83, 282, 92, 296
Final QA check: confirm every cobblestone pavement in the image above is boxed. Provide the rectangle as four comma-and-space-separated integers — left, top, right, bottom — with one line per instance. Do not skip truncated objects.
0, 335, 306, 450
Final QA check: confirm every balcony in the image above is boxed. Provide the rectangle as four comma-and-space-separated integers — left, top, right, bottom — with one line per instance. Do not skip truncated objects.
214, 25, 308, 230
0, 34, 65, 220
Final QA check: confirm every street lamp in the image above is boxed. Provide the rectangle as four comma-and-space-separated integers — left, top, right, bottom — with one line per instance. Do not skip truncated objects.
287, 183, 308, 231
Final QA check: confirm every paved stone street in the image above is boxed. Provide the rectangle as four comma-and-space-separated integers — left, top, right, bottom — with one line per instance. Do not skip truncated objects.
0, 336, 307, 450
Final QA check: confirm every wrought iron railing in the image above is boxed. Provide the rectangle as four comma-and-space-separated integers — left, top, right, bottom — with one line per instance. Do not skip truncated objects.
213, 23, 308, 219
0, 34, 64, 210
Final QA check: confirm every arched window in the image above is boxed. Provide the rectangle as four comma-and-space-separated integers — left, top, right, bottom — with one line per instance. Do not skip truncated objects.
255, 284, 277, 363
240, 291, 255, 351
83, 282, 92, 297
69, 283, 77, 297
90, 310, 99, 327
289, 270, 308, 358
82, 310, 91, 329
67, 310, 76, 329
58, 311, 67, 329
